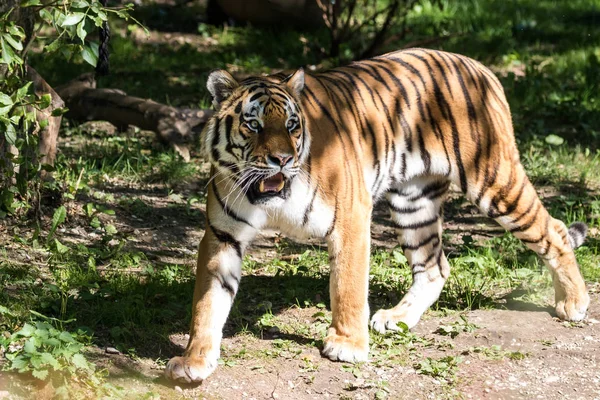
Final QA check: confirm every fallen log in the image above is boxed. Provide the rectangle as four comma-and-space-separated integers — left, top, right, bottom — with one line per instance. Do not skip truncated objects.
55, 73, 214, 161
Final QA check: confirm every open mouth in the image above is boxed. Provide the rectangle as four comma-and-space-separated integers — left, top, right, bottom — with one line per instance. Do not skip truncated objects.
258, 172, 286, 194
248, 172, 290, 203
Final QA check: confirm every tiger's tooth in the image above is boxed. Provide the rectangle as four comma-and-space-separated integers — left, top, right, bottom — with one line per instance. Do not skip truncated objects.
276, 180, 285, 192
259, 180, 265, 193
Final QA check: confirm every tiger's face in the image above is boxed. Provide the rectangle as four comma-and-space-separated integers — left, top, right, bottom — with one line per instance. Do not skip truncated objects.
204, 69, 309, 206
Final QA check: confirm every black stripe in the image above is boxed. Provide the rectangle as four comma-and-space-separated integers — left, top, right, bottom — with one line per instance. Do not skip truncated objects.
302, 187, 318, 226
208, 219, 242, 258
369, 59, 411, 109
212, 180, 254, 227
510, 202, 542, 233
394, 215, 439, 230
208, 270, 238, 297
417, 125, 431, 173
411, 251, 437, 273
249, 92, 265, 103
325, 199, 338, 237
388, 202, 424, 215
402, 233, 440, 251
408, 180, 450, 202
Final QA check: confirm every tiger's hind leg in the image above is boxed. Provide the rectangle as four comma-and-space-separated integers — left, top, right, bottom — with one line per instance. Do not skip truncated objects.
476, 165, 589, 321
371, 177, 451, 333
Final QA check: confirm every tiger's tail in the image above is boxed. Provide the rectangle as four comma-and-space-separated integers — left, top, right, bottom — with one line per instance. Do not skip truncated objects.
568, 222, 588, 249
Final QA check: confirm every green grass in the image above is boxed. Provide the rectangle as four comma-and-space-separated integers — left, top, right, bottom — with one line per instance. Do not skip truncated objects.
3, 0, 600, 396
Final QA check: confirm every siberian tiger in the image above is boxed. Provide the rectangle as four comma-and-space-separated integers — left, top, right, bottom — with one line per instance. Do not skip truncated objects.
165, 48, 590, 383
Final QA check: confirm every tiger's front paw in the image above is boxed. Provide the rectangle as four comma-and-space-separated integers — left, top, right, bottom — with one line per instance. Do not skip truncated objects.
370, 307, 421, 333
555, 290, 590, 322
322, 327, 368, 363
164, 355, 217, 384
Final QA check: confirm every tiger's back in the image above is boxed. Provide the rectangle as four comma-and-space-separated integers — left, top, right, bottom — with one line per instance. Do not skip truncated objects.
303, 48, 515, 202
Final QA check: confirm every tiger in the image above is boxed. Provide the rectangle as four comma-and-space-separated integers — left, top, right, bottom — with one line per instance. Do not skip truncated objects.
164, 48, 590, 383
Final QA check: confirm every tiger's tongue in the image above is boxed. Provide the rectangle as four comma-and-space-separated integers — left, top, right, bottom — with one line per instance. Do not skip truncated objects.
260, 173, 285, 192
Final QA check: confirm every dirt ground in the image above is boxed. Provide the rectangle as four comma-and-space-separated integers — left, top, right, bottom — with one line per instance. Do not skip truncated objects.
104, 289, 600, 400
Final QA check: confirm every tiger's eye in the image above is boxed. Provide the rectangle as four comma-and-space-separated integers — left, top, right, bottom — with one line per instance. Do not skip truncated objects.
286, 119, 298, 131
248, 120, 260, 130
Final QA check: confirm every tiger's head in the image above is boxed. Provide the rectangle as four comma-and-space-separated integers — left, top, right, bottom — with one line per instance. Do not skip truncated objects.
203, 69, 309, 206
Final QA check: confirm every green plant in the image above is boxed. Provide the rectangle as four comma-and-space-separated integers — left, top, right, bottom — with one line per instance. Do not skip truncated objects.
435, 315, 479, 338
0, 311, 111, 395
415, 355, 462, 382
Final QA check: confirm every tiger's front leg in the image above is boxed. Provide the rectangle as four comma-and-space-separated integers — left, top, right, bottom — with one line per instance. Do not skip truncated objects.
322, 204, 372, 363
165, 224, 246, 383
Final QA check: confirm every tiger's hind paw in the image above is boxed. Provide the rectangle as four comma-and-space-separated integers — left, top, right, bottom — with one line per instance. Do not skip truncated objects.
555, 291, 590, 322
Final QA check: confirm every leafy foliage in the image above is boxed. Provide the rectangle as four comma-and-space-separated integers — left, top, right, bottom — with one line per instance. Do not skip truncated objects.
0, 311, 115, 396
0, 1, 141, 216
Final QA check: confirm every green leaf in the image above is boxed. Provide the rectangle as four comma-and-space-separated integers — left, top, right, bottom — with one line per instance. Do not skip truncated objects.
24, 338, 37, 353
16, 323, 36, 337
32, 369, 49, 380
39, 93, 52, 109
90, 216, 101, 228
15, 82, 32, 101
0, 92, 14, 107
48, 205, 66, 240
72, 0, 90, 8
53, 239, 69, 254
51, 107, 69, 117
1, 38, 14, 65
40, 353, 60, 370
0, 305, 15, 316
4, 123, 17, 145
81, 44, 98, 67
10, 356, 29, 370
71, 353, 89, 370
59, 331, 75, 343
43, 338, 60, 347
61, 12, 86, 27
76, 21, 87, 42
545, 134, 564, 146
104, 224, 118, 235
44, 38, 63, 53
39, 8, 53, 23
4, 34, 24, 51
21, 0, 42, 6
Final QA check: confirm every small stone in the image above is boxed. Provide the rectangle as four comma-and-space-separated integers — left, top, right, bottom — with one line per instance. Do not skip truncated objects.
584, 336, 593, 341
545, 376, 559, 383
174, 386, 183, 393
105, 347, 120, 354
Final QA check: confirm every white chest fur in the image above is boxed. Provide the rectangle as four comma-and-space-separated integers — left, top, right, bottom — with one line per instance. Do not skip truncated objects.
268, 178, 335, 240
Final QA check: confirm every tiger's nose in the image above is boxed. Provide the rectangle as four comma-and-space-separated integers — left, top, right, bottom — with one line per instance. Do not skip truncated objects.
267, 153, 293, 167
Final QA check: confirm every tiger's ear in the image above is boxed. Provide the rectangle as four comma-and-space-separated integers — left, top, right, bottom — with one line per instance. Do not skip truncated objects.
284, 68, 304, 97
207, 69, 239, 108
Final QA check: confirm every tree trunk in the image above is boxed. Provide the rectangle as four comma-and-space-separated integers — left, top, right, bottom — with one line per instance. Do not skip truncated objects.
55, 74, 214, 161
